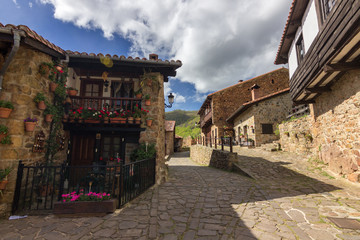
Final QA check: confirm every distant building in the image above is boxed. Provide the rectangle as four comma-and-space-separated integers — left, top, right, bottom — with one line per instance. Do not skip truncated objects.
198, 68, 289, 145
165, 120, 176, 156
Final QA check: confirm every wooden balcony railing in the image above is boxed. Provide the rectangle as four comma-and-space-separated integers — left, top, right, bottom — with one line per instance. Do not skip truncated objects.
200, 111, 212, 128
69, 96, 142, 112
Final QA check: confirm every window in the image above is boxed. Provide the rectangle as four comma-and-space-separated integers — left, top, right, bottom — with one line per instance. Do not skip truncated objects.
321, 0, 336, 20
261, 124, 273, 134
296, 35, 305, 64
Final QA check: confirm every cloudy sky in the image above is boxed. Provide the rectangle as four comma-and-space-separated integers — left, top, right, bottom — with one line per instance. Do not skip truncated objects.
1, 0, 290, 111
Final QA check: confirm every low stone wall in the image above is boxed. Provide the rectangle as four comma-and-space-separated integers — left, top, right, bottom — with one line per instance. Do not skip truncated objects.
279, 115, 315, 155
190, 145, 237, 171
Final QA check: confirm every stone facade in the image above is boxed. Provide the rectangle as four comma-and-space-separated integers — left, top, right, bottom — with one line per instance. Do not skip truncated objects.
200, 68, 289, 140
279, 70, 360, 183
165, 131, 174, 156
190, 145, 238, 171
0, 46, 68, 216
139, 73, 167, 184
233, 92, 292, 146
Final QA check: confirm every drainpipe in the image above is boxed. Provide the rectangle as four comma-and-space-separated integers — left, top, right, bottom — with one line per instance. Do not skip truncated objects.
0, 30, 23, 93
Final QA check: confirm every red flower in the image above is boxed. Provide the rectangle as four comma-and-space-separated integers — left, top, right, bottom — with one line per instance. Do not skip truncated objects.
99, 157, 103, 161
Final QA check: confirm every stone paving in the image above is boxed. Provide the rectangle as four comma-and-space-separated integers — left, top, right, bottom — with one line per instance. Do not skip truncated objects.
0, 149, 360, 239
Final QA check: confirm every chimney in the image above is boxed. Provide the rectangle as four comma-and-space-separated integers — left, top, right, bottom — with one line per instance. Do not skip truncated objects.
251, 84, 261, 101
149, 53, 158, 60
238, 80, 243, 83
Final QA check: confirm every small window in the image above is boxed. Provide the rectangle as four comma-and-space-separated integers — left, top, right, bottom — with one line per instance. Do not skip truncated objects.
262, 124, 273, 134
321, 0, 336, 20
296, 35, 305, 64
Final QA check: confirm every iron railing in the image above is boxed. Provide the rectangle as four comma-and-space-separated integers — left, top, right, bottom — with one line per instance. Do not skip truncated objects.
69, 96, 142, 112
12, 157, 155, 214
196, 136, 255, 152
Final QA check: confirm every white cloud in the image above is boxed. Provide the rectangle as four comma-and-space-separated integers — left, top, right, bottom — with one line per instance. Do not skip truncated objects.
12, 0, 20, 8
40, 0, 291, 93
29, 2, 33, 8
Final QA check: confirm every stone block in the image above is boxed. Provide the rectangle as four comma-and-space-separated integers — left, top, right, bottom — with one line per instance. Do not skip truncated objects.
348, 172, 360, 183
10, 136, 23, 147
0, 148, 18, 159
7, 120, 25, 135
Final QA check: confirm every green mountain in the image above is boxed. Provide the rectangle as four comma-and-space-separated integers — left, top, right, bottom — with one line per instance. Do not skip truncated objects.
165, 110, 201, 139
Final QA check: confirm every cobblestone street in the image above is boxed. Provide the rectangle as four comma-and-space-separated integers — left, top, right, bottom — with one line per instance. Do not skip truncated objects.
1, 149, 360, 239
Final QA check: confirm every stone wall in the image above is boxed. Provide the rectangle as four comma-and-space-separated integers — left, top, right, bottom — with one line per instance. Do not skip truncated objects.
165, 131, 174, 156
234, 92, 292, 146
0, 46, 68, 216
279, 70, 360, 183
139, 72, 167, 184
212, 68, 289, 132
279, 115, 315, 155
190, 145, 238, 171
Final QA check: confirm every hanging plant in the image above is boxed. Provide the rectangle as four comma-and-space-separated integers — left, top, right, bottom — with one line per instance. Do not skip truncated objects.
34, 93, 47, 110
0, 124, 11, 144
0, 100, 14, 118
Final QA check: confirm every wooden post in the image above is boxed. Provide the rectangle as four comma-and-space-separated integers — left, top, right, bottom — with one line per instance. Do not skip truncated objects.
215, 137, 217, 149
221, 137, 224, 151
210, 136, 212, 148
230, 137, 233, 153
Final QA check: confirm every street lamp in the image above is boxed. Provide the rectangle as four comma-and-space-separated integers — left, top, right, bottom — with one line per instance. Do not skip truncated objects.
165, 92, 174, 108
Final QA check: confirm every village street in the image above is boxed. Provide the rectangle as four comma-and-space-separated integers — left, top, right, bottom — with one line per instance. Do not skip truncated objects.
1, 149, 360, 240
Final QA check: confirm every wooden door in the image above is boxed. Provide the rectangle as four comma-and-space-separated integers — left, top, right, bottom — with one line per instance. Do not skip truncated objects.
71, 134, 95, 166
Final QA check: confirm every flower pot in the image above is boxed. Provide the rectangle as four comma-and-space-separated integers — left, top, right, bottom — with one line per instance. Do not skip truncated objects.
110, 117, 126, 124
53, 200, 116, 215
0, 180, 9, 190
0, 107, 13, 119
67, 89, 78, 96
84, 119, 100, 123
146, 119, 153, 127
45, 114, 53, 122
145, 100, 151, 106
38, 101, 46, 110
25, 122, 36, 132
135, 118, 141, 124
127, 117, 134, 124
55, 65, 63, 72
136, 93, 143, 98
49, 82, 58, 92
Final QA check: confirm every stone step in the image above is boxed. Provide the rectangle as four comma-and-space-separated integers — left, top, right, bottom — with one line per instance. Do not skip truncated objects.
260, 142, 281, 152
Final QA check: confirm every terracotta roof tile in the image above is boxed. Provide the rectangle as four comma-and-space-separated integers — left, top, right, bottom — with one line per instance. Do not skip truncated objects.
0, 23, 182, 66
165, 121, 176, 132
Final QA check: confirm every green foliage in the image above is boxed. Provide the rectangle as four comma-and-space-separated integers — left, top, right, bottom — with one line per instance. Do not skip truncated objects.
0, 100, 14, 110
144, 94, 150, 100
166, 110, 200, 139
0, 167, 12, 181
44, 102, 58, 115
274, 124, 280, 136
34, 92, 46, 103
0, 124, 8, 134
130, 143, 156, 162
0, 135, 12, 145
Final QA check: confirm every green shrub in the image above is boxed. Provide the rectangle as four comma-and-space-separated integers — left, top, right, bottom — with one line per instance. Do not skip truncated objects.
130, 143, 156, 161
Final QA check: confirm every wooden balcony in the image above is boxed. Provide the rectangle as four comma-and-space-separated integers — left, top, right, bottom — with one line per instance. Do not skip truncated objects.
69, 96, 142, 112
200, 111, 212, 128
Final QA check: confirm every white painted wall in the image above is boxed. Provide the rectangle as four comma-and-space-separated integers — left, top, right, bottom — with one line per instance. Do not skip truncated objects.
288, 0, 319, 78
302, 0, 319, 53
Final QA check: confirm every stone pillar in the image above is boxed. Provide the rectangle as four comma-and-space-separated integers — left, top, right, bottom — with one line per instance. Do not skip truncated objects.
139, 72, 167, 184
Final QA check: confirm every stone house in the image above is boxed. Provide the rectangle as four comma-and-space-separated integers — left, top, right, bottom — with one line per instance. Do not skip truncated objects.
165, 120, 175, 156
226, 88, 292, 147
198, 68, 289, 144
274, 0, 360, 182
0, 23, 181, 215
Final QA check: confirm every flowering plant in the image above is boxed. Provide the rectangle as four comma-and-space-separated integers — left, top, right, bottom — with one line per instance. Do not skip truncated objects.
69, 107, 83, 119
133, 104, 149, 118
24, 117, 38, 122
109, 109, 126, 118
61, 189, 111, 202
109, 156, 122, 164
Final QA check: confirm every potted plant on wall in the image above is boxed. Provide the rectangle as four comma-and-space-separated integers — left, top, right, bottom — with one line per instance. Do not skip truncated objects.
134, 89, 143, 99
144, 94, 151, 106
0, 124, 11, 145
66, 87, 78, 96
44, 103, 57, 123
0, 167, 12, 190
0, 100, 14, 119
146, 117, 153, 127
34, 93, 47, 110
24, 117, 38, 132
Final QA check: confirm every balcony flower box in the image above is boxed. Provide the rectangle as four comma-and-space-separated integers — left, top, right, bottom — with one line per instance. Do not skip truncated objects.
53, 199, 116, 215
110, 117, 126, 124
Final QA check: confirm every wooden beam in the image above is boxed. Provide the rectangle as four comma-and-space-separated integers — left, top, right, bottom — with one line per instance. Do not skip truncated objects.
324, 62, 360, 72
289, 19, 301, 26
305, 87, 331, 94
294, 100, 316, 105
285, 33, 296, 40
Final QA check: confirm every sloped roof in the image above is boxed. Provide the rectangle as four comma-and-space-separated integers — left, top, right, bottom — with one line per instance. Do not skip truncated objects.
226, 88, 290, 123
0, 23, 182, 67
165, 120, 176, 132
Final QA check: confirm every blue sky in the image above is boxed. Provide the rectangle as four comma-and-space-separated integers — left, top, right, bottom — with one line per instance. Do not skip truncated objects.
1, 0, 290, 112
